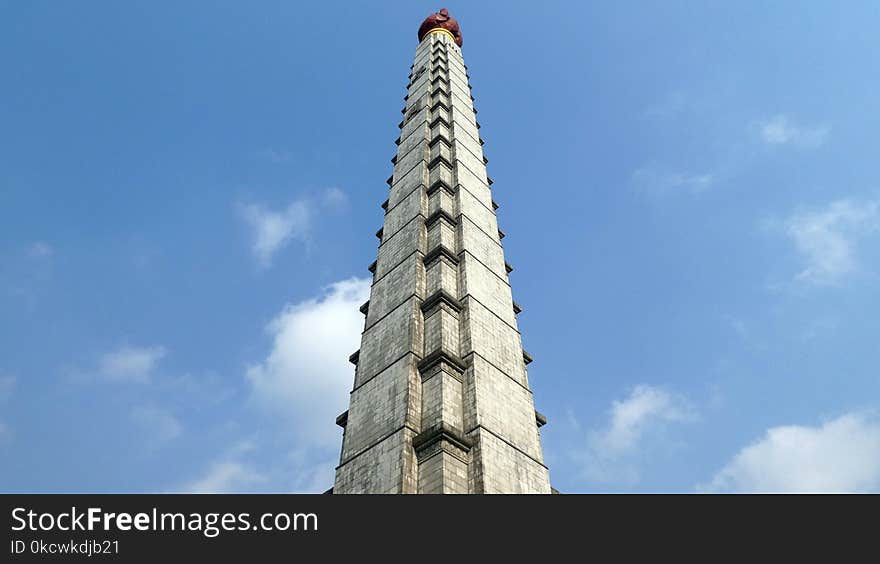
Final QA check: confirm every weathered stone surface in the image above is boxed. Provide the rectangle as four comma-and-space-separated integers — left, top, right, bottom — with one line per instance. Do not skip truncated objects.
341, 356, 421, 461
459, 252, 516, 327
421, 369, 464, 431
398, 121, 430, 160
375, 218, 426, 279
384, 185, 426, 240
452, 126, 481, 158
394, 138, 429, 183
467, 428, 550, 494
455, 159, 492, 208
335, 428, 418, 494
458, 217, 508, 280
425, 254, 458, 297
366, 253, 425, 328
389, 163, 427, 208
398, 108, 430, 151
459, 296, 527, 388
453, 138, 487, 183
457, 184, 498, 243
423, 303, 460, 357
355, 298, 423, 389
427, 184, 455, 218
418, 449, 469, 494
427, 215, 456, 252
463, 354, 541, 459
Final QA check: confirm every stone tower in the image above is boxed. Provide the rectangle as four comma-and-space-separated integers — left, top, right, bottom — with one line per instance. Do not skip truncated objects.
332, 9, 551, 494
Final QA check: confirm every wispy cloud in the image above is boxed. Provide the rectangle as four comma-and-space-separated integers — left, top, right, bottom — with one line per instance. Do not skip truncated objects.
799, 317, 840, 341
238, 188, 349, 269
0, 374, 14, 444
131, 405, 183, 445
284, 450, 337, 494
756, 115, 830, 148
180, 440, 267, 493
702, 412, 880, 492
184, 461, 261, 493
632, 166, 715, 196
245, 277, 369, 449
0, 374, 15, 401
254, 148, 296, 164
721, 315, 768, 351
238, 201, 311, 269
591, 385, 694, 456
178, 441, 335, 493
27, 242, 53, 259
161, 371, 235, 406
98, 345, 167, 383
782, 199, 879, 285
321, 187, 348, 209
576, 385, 696, 485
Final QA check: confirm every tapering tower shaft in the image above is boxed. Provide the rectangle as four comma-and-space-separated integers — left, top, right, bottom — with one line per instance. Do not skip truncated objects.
333, 21, 551, 494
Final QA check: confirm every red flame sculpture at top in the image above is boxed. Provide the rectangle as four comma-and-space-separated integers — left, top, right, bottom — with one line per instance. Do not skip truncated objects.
417, 8, 463, 47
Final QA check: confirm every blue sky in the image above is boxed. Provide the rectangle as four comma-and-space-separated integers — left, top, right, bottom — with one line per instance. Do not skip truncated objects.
2, 2, 879, 493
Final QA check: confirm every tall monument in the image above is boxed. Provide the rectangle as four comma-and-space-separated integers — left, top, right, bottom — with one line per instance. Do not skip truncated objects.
333, 9, 552, 493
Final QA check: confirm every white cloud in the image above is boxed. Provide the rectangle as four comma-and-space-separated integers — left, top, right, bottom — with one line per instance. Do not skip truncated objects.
632, 167, 715, 195
239, 201, 311, 268
703, 412, 880, 492
27, 242, 53, 259
292, 459, 336, 493
593, 385, 694, 456
283, 449, 338, 493
179, 440, 267, 493
131, 405, 183, 444
577, 385, 695, 484
722, 315, 767, 351
98, 345, 167, 383
321, 187, 348, 209
177, 278, 367, 493
757, 115, 830, 148
245, 277, 370, 449
180, 442, 337, 494
784, 199, 879, 285
162, 371, 235, 406
183, 460, 265, 493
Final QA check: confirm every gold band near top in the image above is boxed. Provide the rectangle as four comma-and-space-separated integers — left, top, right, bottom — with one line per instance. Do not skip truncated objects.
426, 27, 456, 42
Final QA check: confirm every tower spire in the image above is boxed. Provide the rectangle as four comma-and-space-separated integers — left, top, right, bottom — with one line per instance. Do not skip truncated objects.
332, 11, 551, 494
